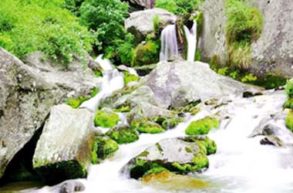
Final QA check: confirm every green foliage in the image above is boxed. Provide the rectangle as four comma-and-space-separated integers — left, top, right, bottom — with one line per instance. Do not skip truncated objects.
285, 79, 293, 98
185, 116, 220, 136
132, 40, 160, 66
107, 127, 139, 144
91, 136, 119, 164
286, 110, 293, 132
153, 15, 161, 35
94, 110, 120, 128
225, 0, 263, 69
155, 0, 204, 15
0, 0, 93, 65
79, 0, 133, 64
284, 98, 293, 110
117, 33, 136, 65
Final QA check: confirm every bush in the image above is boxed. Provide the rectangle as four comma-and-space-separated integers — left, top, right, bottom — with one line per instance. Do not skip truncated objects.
155, 0, 204, 15
0, 0, 93, 65
285, 79, 293, 98
79, 0, 132, 63
225, 0, 263, 69
132, 40, 160, 66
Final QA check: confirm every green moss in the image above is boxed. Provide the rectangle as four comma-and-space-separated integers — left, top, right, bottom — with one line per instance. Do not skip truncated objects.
285, 79, 293, 98
286, 110, 293, 132
93, 69, 103, 77
144, 166, 169, 176
185, 116, 220, 136
34, 160, 87, 185
94, 110, 120, 128
131, 119, 165, 134
91, 136, 119, 164
66, 87, 99, 109
161, 117, 184, 130
172, 100, 201, 115
123, 71, 139, 85
195, 138, 217, 155
132, 40, 160, 67
225, 0, 263, 69
106, 127, 139, 144
284, 98, 293, 110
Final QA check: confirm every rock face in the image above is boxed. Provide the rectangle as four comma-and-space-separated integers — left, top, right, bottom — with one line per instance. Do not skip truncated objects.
125, 137, 216, 179
33, 104, 94, 184
199, 0, 293, 78
103, 60, 259, 119
0, 49, 98, 179
125, 8, 176, 42
250, 0, 293, 77
141, 60, 257, 108
198, 0, 228, 65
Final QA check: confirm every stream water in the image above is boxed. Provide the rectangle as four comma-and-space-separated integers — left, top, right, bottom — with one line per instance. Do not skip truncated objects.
78, 89, 293, 193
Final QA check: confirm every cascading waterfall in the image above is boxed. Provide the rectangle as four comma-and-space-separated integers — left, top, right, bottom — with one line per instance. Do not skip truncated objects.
183, 22, 197, 62
160, 21, 197, 62
159, 24, 179, 61
79, 55, 124, 112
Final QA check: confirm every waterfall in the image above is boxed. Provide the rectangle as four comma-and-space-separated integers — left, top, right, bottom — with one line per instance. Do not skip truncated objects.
159, 24, 179, 61
183, 22, 197, 62
79, 55, 125, 112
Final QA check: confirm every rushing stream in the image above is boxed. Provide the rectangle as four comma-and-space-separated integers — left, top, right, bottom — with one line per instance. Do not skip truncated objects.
77, 89, 293, 193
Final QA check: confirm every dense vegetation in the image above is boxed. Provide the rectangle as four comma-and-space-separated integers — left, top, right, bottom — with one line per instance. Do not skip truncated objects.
225, 0, 263, 69
0, 0, 93, 65
155, 0, 204, 15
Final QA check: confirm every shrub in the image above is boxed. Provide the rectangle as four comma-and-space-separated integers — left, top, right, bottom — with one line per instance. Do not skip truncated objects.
132, 40, 160, 66
225, 0, 263, 69
155, 0, 204, 15
79, 0, 131, 63
285, 79, 293, 98
0, 0, 93, 65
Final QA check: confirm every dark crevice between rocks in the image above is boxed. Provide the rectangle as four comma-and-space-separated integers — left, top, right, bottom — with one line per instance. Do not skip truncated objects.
0, 120, 46, 186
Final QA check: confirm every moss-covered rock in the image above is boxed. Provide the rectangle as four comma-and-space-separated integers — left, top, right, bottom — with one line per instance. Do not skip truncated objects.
91, 136, 119, 164
66, 87, 99, 109
183, 136, 217, 155
286, 110, 293, 132
32, 105, 94, 184
151, 116, 184, 130
94, 110, 120, 128
124, 71, 140, 85
185, 116, 220, 136
284, 98, 293, 110
106, 127, 139, 144
132, 40, 160, 67
285, 79, 293, 98
131, 119, 165, 134
126, 137, 216, 179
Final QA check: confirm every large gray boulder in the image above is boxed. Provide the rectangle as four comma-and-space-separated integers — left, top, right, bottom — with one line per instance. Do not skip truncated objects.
125, 137, 216, 179
125, 8, 176, 42
102, 60, 259, 119
141, 60, 258, 108
33, 104, 94, 184
250, 0, 293, 77
0, 49, 98, 179
199, 0, 293, 78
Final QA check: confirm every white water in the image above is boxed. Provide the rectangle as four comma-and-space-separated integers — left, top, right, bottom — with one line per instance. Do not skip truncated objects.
79, 91, 293, 193
26, 57, 293, 193
79, 55, 124, 112
159, 24, 179, 61
184, 22, 197, 62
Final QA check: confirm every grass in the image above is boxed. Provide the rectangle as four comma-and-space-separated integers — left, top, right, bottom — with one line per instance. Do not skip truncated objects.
225, 0, 263, 69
